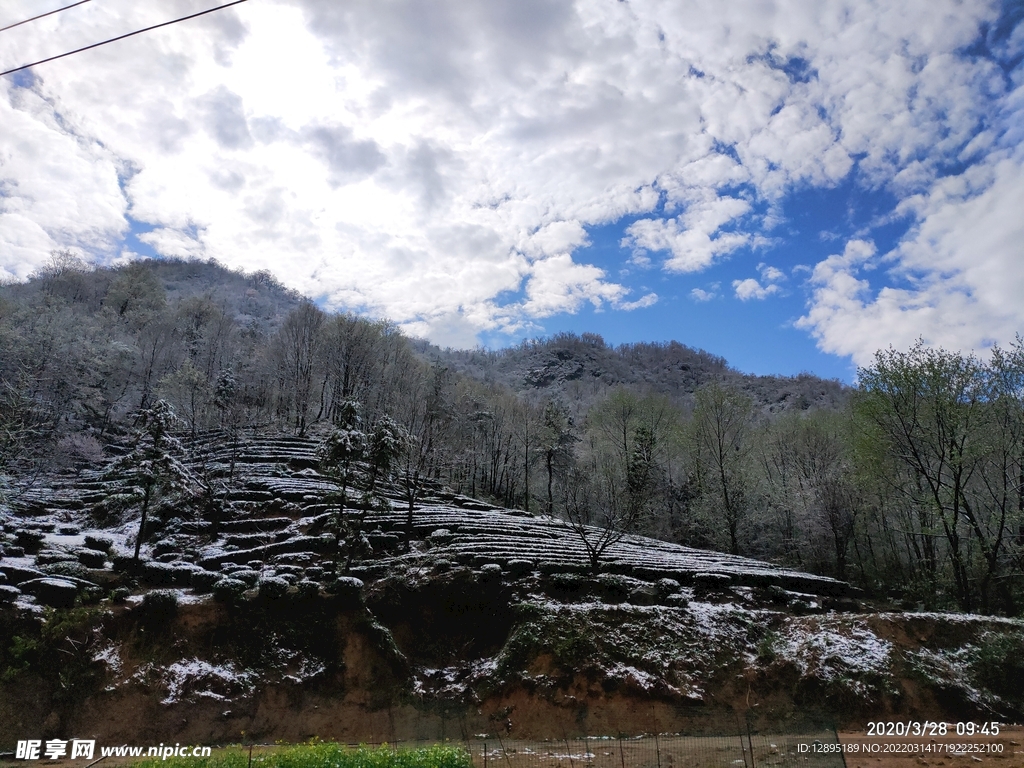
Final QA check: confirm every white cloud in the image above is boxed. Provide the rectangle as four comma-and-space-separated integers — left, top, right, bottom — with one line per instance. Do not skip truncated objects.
624, 192, 752, 272
758, 263, 786, 283
690, 287, 717, 302
798, 151, 1024, 365
0, 0, 1017, 352
617, 292, 658, 311
733, 278, 780, 301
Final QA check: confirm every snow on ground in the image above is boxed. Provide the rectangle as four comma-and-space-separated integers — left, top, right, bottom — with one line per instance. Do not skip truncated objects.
159, 658, 256, 705
775, 617, 893, 700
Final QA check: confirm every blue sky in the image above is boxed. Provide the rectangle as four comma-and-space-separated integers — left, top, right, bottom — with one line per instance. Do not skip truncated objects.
2, 0, 1023, 381
483, 179, 916, 381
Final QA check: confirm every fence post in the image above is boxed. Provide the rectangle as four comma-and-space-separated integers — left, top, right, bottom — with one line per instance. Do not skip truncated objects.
832, 722, 848, 768
745, 719, 756, 768
484, 742, 487, 768
653, 731, 661, 768
618, 735, 625, 768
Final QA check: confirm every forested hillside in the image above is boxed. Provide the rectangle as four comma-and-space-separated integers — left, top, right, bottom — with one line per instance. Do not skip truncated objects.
2, 252, 1024, 615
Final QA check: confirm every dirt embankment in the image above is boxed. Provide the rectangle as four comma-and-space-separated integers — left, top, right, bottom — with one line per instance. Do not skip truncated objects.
3, 584, 1023, 748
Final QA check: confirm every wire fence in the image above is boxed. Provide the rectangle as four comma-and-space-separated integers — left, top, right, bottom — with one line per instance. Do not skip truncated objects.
353, 719, 847, 768
458, 732, 846, 768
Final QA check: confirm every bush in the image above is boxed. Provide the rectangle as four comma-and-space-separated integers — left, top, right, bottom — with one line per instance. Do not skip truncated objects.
135, 589, 179, 628
212, 578, 247, 604
295, 580, 320, 600
972, 630, 1024, 704
191, 569, 220, 593
127, 743, 471, 768
257, 576, 290, 600
326, 576, 364, 602
230, 569, 260, 587
78, 549, 107, 569
506, 559, 534, 577
84, 535, 113, 553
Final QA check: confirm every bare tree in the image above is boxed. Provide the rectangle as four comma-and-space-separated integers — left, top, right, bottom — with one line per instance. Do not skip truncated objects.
275, 301, 325, 435
691, 382, 753, 555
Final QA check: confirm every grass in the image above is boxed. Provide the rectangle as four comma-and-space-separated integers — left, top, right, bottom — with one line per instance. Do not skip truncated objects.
128, 743, 472, 768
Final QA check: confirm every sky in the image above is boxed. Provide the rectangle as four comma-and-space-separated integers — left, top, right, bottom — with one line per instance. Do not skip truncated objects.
1, 0, 1023, 382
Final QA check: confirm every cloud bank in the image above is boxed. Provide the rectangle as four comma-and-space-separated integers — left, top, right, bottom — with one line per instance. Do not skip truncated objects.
0, 0, 1021, 358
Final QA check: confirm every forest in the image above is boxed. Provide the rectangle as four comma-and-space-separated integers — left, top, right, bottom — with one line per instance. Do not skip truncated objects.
2, 251, 1024, 616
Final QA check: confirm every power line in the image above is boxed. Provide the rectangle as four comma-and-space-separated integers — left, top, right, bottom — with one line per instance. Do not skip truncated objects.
0, 0, 92, 34
0, 0, 249, 78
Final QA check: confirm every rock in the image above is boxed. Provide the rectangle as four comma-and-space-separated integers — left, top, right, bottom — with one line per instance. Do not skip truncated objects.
21, 578, 77, 609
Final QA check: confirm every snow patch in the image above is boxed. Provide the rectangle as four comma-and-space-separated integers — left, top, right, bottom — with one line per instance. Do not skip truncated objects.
160, 658, 256, 705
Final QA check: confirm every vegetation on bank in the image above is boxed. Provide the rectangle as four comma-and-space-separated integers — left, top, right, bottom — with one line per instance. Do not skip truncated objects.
128, 743, 471, 768
3, 253, 1024, 614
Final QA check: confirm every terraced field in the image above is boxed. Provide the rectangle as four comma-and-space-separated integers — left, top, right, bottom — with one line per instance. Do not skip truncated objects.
2, 434, 850, 606
2, 434, 1022, 745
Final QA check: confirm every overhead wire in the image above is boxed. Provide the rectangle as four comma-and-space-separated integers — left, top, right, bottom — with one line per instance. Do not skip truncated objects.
0, 0, 249, 78
0, 0, 92, 34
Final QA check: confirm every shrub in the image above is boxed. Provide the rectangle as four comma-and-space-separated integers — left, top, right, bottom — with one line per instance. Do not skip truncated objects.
78, 549, 107, 569
212, 578, 247, 603
230, 569, 260, 587
135, 589, 179, 628
257, 576, 290, 600
84, 535, 113, 553
127, 743, 471, 768
295, 579, 320, 600
971, 630, 1024, 704
191, 569, 220, 593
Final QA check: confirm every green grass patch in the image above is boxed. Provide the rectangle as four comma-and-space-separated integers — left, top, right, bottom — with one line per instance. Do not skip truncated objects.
129, 743, 471, 768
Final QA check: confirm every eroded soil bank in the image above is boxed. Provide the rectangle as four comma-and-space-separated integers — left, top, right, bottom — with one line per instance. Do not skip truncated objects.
2, 574, 1023, 746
